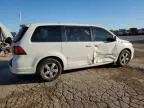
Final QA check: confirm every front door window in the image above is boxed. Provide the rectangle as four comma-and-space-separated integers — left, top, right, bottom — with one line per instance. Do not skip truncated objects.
92, 27, 114, 42
92, 27, 117, 63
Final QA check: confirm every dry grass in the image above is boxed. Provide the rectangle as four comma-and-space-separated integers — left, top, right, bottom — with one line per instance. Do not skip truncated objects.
133, 44, 144, 49
133, 44, 144, 60
0, 54, 12, 61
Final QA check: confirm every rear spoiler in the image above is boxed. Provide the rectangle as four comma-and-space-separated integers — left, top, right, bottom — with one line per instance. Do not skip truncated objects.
20, 24, 31, 28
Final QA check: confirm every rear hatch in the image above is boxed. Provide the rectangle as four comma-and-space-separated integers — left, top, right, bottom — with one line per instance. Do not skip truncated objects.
13, 25, 29, 55
14, 25, 28, 43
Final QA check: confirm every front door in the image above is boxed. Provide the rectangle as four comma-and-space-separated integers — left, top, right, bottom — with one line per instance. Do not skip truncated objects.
62, 26, 94, 68
92, 27, 117, 64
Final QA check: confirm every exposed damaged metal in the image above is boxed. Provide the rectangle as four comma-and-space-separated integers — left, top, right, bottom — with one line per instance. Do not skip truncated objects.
88, 42, 118, 64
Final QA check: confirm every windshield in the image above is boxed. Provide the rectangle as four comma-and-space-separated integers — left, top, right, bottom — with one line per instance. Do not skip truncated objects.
14, 26, 28, 43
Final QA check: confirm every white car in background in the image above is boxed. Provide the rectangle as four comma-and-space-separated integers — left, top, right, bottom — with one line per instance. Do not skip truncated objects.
0, 22, 13, 41
9, 23, 134, 81
0, 23, 13, 56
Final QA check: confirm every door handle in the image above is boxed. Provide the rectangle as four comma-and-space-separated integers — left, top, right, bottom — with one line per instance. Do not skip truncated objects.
85, 45, 92, 47
94, 45, 99, 47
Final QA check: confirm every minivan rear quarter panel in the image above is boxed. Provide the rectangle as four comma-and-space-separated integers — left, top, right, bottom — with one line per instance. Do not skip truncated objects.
15, 25, 67, 73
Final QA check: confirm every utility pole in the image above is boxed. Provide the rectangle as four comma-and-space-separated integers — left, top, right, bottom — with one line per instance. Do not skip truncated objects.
19, 12, 22, 23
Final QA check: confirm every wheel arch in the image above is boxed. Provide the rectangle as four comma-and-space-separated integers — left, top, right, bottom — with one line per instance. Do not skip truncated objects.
36, 56, 64, 72
122, 48, 131, 56
116, 48, 132, 62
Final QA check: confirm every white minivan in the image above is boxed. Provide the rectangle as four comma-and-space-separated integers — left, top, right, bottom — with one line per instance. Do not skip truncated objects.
9, 23, 134, 81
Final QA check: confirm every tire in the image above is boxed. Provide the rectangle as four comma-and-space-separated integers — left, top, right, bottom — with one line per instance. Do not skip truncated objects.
117, 49, 131, 66
37, 58, 62, 81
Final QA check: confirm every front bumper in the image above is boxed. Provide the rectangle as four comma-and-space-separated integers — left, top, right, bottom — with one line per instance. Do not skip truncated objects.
131, 46, 134, 60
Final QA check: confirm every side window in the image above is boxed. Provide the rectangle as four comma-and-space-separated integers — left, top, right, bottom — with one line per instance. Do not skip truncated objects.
31, 26, 61, 42
65, 26, 91, 42
92, 27, 113, 41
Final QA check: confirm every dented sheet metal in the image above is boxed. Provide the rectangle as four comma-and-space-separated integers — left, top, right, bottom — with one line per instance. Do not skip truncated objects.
88, 42, 117, 64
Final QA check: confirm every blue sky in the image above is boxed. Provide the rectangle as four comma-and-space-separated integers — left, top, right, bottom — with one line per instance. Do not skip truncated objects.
0, 0, 144, 31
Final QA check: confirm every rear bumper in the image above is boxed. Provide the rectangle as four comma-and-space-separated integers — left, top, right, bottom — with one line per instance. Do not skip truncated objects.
9, 59, 35, 75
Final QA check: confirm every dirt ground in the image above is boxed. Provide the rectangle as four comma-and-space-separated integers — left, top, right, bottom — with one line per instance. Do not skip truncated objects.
0, 44, 144, 108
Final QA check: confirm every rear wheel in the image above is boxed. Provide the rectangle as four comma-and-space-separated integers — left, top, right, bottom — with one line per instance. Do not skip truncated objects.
37, 58, 62, 81
117, 49, 131, 66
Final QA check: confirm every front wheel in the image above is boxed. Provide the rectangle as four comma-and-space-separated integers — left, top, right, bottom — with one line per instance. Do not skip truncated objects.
37, 58, 62, 81
117, 49, 131, 66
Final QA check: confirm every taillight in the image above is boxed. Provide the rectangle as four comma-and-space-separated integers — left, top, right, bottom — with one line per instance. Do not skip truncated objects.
13, 46, 27, 55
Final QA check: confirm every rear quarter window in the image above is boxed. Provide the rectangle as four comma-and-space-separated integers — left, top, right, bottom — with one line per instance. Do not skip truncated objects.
31, 26, 62, 42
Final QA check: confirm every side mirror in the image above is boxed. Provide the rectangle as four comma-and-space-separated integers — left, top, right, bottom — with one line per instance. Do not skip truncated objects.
106, 36, 116, 42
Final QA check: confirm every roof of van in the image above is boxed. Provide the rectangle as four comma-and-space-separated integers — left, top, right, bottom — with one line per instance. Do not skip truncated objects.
21, 23, 115, 36
21, 23, 104, 28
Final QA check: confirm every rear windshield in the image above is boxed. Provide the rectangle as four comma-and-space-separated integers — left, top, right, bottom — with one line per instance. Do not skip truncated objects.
14, 26, 28, 42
